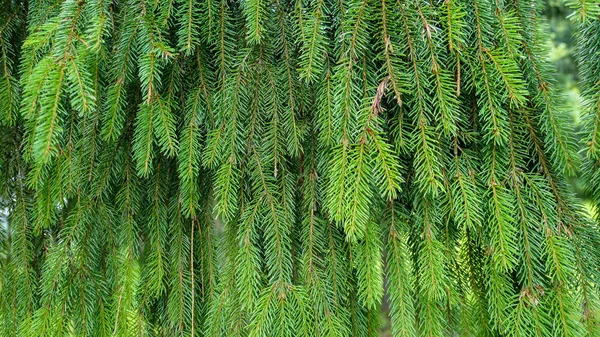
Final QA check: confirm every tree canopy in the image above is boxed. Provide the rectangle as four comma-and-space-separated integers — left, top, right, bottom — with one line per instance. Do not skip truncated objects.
1, 0, 600, 336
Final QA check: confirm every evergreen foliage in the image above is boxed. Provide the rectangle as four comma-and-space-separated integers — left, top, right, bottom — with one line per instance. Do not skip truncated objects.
0, 0, 599, 336
569, 2, 600, 335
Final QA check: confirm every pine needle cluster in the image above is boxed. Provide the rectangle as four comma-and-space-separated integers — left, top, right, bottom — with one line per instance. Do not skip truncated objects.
0, 0, 599, 336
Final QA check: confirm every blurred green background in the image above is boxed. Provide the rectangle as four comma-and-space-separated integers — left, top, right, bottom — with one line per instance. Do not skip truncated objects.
546, 0, 596, 215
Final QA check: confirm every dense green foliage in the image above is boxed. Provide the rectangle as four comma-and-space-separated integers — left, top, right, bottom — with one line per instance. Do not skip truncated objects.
572, 2, 600, 214
1, 0, 600, 336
